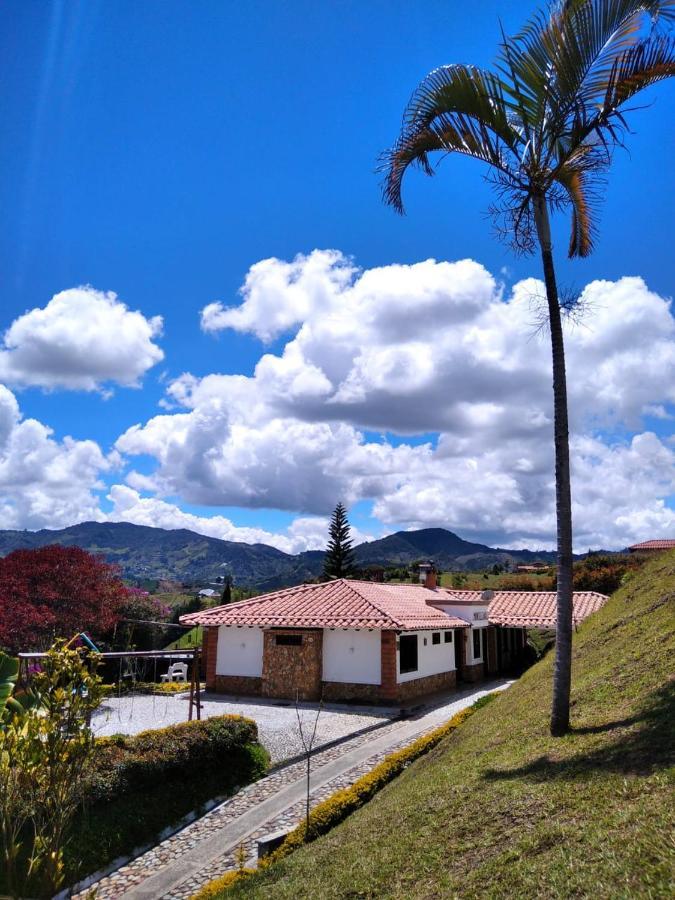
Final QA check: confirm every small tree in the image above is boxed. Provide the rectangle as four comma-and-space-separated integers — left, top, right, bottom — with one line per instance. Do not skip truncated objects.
323, 503, 356, 580
0, 643, 102, 897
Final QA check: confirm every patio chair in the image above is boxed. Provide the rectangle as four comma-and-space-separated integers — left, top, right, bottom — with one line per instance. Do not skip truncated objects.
160, 662, 188, 683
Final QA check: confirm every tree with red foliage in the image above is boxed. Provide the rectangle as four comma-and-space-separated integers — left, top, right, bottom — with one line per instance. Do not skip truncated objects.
0, 545, 130, 653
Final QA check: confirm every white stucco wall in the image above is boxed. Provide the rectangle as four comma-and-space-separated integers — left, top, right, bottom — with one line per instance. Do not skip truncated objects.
215, 625, 264, 677
396, 628, 456, 684
322, 628, 381, 685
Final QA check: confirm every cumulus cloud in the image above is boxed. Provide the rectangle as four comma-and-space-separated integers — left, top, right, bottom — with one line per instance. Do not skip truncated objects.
0, 287, 164, 391
0, 384, 112, 529
120, 251, 675, 550
106, 485, 375, 553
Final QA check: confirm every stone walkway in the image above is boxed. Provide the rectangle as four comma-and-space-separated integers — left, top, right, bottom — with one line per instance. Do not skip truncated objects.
74, 680, 512, 899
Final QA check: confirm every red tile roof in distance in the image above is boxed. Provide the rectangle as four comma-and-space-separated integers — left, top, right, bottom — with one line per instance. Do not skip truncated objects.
181, 579, 469, 631
435, 589, 607, 628
628, 539, 675, 551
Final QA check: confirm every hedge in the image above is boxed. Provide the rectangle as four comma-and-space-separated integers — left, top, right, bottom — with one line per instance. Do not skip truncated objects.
66, 715, 269, 884
193, 694, 496, 899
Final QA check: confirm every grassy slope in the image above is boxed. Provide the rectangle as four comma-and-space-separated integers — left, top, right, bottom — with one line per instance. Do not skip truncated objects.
231, 552, 675, 899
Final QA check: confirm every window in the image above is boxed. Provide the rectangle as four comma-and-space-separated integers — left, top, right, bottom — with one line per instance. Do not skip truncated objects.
432, 632, 441, 645
472, 628, 483, 660
444, 631, 453, 644
275, 634, 302, 646
399, 634, 418, 674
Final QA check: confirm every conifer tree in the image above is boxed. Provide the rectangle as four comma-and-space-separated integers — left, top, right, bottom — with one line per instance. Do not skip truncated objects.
221, 578, 232, 604
323, 502, 356, 580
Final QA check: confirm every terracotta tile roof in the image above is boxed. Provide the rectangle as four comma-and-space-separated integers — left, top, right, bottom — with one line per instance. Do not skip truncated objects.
433, 589, 607, 627
181, 579, 469, 631
628, 539, 675, 551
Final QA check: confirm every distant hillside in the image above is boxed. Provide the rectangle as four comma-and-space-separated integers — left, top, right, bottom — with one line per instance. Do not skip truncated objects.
353, 527, 558, 571
0, 521, 558, 588
221, 551, 675, 899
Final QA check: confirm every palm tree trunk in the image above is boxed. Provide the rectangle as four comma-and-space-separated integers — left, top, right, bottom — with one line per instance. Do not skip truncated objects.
532, 193, 574, 737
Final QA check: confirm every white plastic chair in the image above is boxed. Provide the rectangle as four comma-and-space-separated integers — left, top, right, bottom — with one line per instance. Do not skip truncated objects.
160, 662, 188, 683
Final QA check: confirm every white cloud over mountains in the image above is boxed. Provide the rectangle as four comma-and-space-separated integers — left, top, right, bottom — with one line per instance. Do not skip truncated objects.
2, 253, 674, 552
0, 384, 111, 529
112, 250, 675, 551
0, 287, 163, 392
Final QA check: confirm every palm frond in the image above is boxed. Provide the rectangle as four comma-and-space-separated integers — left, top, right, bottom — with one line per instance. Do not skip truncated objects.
399, 64, 520, 151
381, 66, 522, 213
554, 148, 605, 257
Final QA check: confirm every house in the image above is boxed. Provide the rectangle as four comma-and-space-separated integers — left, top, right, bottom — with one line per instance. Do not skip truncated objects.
182, 567, 607, 704
628, 539, 675, 554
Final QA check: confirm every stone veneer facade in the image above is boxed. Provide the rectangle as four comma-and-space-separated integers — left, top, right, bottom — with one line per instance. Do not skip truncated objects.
262, 628, 323, 701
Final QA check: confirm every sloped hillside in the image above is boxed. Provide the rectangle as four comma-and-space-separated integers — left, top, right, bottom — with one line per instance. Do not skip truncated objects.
228, 552, 675, 899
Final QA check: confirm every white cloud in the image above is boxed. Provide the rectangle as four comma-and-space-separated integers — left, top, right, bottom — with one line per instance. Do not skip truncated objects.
0, 384, 112, 529
117, 251, 675, 551
0, 287, 164, 391
106, 484, 375, 553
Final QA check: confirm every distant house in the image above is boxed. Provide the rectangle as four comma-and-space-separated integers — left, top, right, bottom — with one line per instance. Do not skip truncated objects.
628, 539, 675, 554
198, 588, 218, 598
514, 563, 551, 573
182, 567, 607, 704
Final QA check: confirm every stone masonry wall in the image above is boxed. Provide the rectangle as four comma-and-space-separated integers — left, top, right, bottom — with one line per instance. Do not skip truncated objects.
395, 669, 457, 702
461, 662, 485, 682
321, 681, 381, 703
213, 675, 263, 695
262, 629, 323, 701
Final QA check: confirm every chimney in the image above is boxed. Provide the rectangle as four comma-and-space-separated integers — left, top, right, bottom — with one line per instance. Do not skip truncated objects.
481, 589, 494, 603
419, 561, 438, 590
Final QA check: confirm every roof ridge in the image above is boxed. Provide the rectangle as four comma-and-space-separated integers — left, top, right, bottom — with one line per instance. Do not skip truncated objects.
343, 580, 398, 627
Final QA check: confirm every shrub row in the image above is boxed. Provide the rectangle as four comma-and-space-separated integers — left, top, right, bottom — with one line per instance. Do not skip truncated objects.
67, 715, 269, 884
193, 694, 496, 899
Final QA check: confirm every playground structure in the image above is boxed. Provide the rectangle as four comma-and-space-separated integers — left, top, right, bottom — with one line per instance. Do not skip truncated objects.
17, 646, 203, 722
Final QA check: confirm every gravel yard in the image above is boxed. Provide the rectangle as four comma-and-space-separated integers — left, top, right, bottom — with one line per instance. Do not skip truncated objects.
90, 692, 396, 763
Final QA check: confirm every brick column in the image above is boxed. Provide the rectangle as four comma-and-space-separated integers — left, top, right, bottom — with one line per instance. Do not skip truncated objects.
380, 631, 398, 702
203, 626, 218, 690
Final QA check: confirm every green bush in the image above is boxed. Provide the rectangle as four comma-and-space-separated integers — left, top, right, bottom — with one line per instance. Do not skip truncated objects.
67, 716, 269, 883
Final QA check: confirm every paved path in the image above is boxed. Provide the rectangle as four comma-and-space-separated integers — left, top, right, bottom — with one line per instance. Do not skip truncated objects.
91, 693, 396, 763
75, 680, 512, 900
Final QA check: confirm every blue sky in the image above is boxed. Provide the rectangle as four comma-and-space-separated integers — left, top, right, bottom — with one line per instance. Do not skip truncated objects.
1, 0, 674, 553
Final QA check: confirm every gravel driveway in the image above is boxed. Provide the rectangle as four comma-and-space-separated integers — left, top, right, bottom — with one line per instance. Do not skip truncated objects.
90, 692, 396, 763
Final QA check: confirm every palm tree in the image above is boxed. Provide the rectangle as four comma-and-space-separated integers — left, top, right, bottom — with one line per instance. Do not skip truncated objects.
381, 0, 675, 735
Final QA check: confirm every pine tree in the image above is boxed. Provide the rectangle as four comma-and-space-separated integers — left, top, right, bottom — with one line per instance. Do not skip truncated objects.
323, 502, 356, 580
221, 578, 232, 604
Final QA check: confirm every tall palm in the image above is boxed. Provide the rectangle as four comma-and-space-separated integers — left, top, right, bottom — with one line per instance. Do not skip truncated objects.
381, 0, 675, 735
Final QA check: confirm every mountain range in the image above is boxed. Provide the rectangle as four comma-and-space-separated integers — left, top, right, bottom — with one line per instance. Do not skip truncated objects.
0, 521, 560, 589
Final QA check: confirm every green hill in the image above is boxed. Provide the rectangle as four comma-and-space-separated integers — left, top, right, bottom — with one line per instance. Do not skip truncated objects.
226, 551, 675, 899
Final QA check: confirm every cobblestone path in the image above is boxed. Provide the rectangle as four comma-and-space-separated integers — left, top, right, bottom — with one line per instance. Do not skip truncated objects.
74, 681, 511, 899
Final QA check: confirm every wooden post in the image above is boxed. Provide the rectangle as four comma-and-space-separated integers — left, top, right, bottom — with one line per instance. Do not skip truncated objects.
188, 650, 196, 722
195, 647, 201, 720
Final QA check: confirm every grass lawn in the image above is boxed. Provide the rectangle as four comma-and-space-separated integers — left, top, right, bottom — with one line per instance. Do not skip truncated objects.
222, 551, 675, 899
165, 625, 203, 649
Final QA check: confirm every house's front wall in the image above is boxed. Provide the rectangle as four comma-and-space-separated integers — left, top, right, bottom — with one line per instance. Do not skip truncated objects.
322, 628, 381, 684
391, 628, 457, 700
396, 629, 455, 683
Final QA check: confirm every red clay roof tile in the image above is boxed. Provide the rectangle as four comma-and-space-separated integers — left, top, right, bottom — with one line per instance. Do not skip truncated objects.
181, 579, 469, 631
